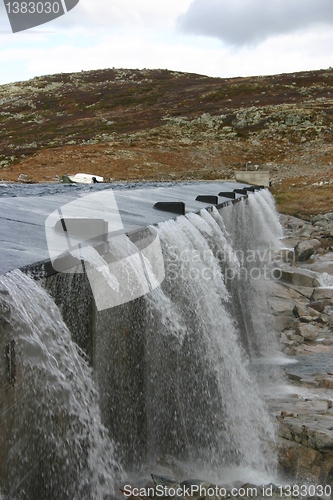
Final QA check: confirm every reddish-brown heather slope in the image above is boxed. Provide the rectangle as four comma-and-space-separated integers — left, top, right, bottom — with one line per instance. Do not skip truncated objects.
0, 67, 332, 218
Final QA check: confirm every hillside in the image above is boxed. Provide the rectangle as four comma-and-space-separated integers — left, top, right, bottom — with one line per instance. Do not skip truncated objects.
0, 67, 333, 218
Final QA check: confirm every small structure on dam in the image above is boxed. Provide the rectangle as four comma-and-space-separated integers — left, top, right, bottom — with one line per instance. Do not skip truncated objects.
0, 181, 284, 498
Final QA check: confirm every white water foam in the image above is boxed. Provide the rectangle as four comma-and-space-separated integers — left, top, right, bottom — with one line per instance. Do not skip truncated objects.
142, 211, 277, 478
0, 270, 123, 499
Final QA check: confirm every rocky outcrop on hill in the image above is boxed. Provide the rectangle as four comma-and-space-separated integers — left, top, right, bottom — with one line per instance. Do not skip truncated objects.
0, 68, 332, 217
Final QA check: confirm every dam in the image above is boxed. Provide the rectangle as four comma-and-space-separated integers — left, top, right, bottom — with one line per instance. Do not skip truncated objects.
0, 181, 284, 499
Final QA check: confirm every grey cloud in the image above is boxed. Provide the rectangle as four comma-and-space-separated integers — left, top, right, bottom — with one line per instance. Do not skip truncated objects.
178, 0, 333, 46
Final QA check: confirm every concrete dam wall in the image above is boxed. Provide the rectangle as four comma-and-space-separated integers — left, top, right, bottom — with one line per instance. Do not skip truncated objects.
0, 182, 284, 498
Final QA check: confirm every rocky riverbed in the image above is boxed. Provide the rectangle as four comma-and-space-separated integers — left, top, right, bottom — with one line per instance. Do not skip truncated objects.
266, 211, 333, 487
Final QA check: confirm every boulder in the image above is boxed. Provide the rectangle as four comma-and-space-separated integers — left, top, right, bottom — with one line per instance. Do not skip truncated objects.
275, 314, 297, 332
275, 248, 295, 263
312, 214, 326, 224
316, 313, 330, 324
294, 240, 321, 262
310, 288, 333, 302
306, 306, 321, 317
280, 268, 321, 288
296, 323, 319, 341
280, 332, 289, 345
307, 300, 326, 312
293, 302, 310, 318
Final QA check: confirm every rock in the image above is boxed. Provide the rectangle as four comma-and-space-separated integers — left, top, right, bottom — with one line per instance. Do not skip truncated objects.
306, 306, 321, 318
299, 316, 314, 323
281, 410, 298, 418
312, 214, 326, 224
275, 248, 295, 263
287, 333, 304, 344
329, 312, 333, 327
295, 240, 320, 262
280, 332, 289, 345
280, 268, 321, 288
278, 438, 333, 485
275, 314, 297, 332
296, 323, 319, 341
310, 288, 333, 301
314, 220, 333, 231
316, 313, 330, 324
317, 376, 333, 388
307, 301, 326, 312
309, 238, 322, 248
292, 302, 309, 318
268, 297, 295, 314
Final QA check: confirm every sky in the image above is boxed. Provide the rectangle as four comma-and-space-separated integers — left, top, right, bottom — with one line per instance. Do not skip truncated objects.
0, 0, 332, 85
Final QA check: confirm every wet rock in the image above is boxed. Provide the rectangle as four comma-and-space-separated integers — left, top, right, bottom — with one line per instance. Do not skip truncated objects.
316, 376, 333, 388
280, 332, 289, 345
280, 268, 321, 288
275, 314, 297, 333
275, 248, 295, 263
268, 296, 295, 314
151, 474, 180, 488
295, 323, 319, 341
278, 437, 333, 485
295, 240, 320, 262
280, 415, 333, 451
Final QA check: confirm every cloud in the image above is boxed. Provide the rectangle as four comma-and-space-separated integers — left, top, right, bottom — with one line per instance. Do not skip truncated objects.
1, 26, 332, 87
0, 0, 332, 86
0, 0, 193, 33
37, 0, 192, 31
178, 0, 333, 46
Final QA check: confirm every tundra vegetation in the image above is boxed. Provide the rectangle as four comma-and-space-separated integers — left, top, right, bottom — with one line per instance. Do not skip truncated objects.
0, 67, 332, 218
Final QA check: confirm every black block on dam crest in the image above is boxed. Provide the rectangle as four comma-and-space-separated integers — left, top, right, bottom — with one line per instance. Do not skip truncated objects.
0, 181, 260, 277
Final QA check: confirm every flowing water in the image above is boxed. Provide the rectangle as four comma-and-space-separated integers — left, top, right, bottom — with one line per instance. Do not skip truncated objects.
0, 270, 122, 499
0, 188, 285, 496
144, 211, 277, 480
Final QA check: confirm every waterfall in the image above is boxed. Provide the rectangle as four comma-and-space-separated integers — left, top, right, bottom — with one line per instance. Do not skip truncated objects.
141, 195, 279, 481
0, 270, 122, 499
219, 191, 283, 363
0, 188, 284, 493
